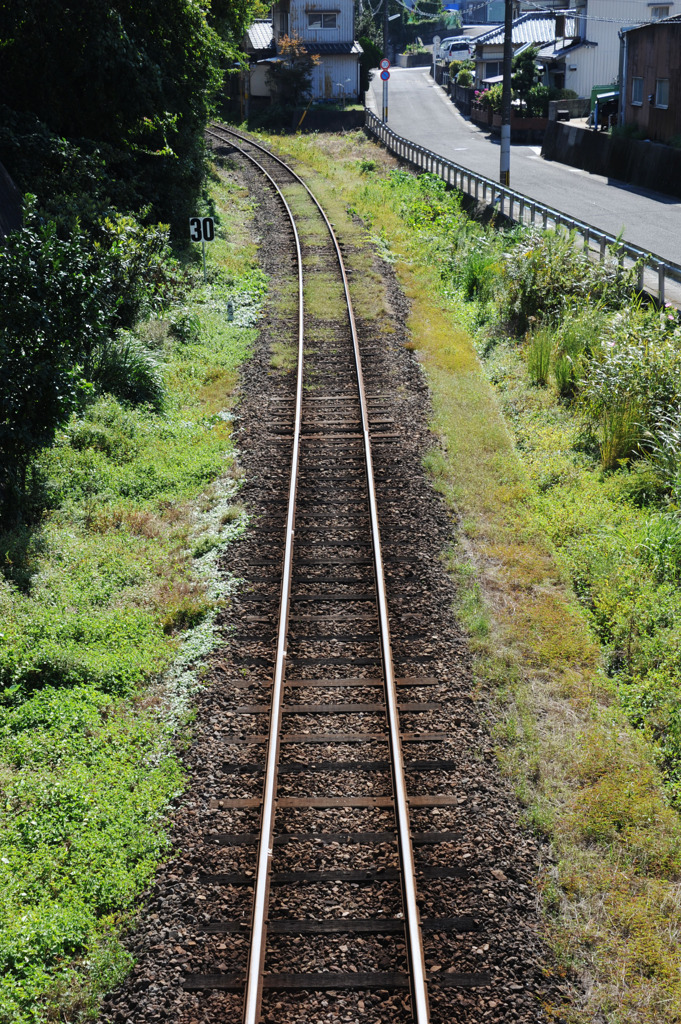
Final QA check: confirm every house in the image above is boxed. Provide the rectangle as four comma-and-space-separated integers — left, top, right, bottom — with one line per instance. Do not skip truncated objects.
472, 12, 569, 89
556, 0, 668, 99
620, 15, 681, 142
243, 0, 362, 104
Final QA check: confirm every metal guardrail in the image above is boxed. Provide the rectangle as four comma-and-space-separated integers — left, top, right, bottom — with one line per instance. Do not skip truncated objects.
365, 108, 681, 306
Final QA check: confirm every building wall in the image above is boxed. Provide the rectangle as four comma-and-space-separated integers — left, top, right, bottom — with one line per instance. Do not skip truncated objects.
624, 23, 681, 141
310, 53, 360, 100
289, 0, 354, 44
564, 0, 657, 97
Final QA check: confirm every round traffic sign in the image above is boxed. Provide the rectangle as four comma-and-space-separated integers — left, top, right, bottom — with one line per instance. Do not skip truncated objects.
379, 57, 390, 70
380, 69, 390, 81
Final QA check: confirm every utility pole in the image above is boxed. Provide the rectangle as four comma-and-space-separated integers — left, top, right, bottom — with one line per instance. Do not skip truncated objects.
383, 0, 389, 59
499, 0, 513, 186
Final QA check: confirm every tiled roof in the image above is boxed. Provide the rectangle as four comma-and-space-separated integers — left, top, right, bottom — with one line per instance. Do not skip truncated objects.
244, 19, 274, 52
474, 12, 575, 48
536, 37, 588, 61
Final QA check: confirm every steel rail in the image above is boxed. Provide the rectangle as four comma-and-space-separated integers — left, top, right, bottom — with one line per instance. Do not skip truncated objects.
208, 123, 430, 1024
206, 128, 305, 1024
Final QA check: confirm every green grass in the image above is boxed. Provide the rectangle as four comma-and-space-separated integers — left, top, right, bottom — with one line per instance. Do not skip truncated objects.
0, 158, 261, 1023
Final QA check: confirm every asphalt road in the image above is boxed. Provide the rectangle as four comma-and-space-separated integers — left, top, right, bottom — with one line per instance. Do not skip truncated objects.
367, 67, 681, 267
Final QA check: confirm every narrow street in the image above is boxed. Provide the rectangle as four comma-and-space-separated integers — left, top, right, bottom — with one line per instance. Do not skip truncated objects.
367, 66, 681, 266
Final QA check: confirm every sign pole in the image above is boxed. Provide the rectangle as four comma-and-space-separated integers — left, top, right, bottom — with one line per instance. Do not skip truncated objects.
379, 59, 390, 123
189, 216, 216, 282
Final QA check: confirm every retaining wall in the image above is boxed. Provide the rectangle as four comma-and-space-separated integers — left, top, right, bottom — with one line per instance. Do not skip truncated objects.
542, 121, 681, 200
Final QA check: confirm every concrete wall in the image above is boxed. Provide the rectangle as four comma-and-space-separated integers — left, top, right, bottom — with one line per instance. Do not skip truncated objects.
542, 119, 681, 199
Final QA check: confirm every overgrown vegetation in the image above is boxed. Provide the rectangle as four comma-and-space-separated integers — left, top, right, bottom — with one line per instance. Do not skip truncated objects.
263, 130, 681, 1022
0, 154, 262, 1021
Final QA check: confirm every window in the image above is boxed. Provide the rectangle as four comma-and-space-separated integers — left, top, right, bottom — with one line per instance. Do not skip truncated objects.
651, 6, 670, 19
307, 11, 337, 28
485, 61, 502, 79
656, 77, 669, 107
631, 76, 643, 105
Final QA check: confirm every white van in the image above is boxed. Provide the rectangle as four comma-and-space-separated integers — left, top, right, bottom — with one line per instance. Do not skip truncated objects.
440, 38, 472, 61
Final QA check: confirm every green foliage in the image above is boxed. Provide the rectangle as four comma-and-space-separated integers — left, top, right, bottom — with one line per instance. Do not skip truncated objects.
359, 36, 383, 92
89, 334, 165, 411
580, 303, 681, 470
0, 216, 261, 1017
0, 208, 177, 521
455, 67, 473, 88
526, 84, 551, 118
479, 83, 503, 112
551, 307, 602, 399
500, 229, 638, 332
266, 34, 321, 107
512, 44, 540, 109
0, 0, 230, 226
526, 327, 553, 386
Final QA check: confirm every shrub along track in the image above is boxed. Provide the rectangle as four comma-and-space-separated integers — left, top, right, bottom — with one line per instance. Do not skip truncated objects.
99, 131, 564, 1024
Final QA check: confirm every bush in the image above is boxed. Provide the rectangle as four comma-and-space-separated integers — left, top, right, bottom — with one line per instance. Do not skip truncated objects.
480, 83, 503, 112
500, 229, 638, 332
89, 335, 165, 411
359, 36, 383, 92
0, 206, 177, 522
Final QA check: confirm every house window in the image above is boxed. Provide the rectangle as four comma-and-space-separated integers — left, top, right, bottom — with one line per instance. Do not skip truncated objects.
485, 61, 502, 79
631, 76, 643, 105
651, 6, 670, 19
656, 78, 669, 107
307, 11, 337, 28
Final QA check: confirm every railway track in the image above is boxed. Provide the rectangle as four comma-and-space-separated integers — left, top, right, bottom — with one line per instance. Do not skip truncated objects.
100, 127, 556, 1024
190, 124, 490, 1023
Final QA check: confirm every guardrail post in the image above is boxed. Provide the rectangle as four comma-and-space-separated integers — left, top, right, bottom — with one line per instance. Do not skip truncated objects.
637, 262, 645, 292
583, 227, 590, 252
542, 209, 548, 229
659, 263, 666, 305
475, 177, 479, 201
530, 204, 536, 225
509, 194, 514, 220
599, 236, 606, 261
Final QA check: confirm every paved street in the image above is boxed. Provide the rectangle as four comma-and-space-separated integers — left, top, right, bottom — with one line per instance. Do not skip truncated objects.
367, 67, 681, 267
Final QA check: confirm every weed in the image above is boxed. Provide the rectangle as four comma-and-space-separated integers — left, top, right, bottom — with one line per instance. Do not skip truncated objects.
526, 327, 553, 386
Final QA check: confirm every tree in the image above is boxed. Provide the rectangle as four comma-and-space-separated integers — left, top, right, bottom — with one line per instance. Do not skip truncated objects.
0, 206, 174, 521
359, 37, 383, 93
512, 45, 540, 114
266, 35, 321, 107
0, 0, 227, 226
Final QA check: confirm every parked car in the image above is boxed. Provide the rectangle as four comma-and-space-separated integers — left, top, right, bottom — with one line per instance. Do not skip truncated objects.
440, 39, 472, 61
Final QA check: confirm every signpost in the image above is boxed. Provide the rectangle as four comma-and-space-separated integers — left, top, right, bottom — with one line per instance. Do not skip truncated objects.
379, 58, 390, 123
189, 216, 215, 282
